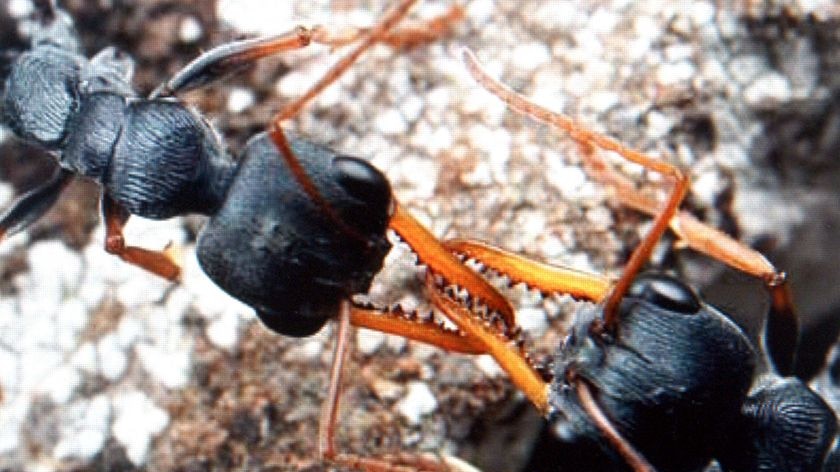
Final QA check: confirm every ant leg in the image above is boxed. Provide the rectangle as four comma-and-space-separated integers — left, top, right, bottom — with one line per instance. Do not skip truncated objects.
155, 1, 461, 99
579, 148, 798, 374
320, 302, 456, 472
461, 48, 689, 333
574, 376, 656, 472
319, 301, 352, 462
271, 0, 421, 124
314, 5, 465, 50
443, 239, 612, 303
101, 193, 180, 281
0, 168, 73, 242
463, 48, 797, 370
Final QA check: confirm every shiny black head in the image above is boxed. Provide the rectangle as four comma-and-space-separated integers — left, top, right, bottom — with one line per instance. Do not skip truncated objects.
548, 273, 757, 471
196, 133, 392, 337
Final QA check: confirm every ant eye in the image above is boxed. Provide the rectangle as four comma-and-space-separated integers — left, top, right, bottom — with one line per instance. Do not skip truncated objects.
332, 156, 391, 208
627, 273, 701, 314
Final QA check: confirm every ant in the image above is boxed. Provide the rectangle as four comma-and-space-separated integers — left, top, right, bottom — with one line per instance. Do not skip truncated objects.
0, 1, 519, 470
416, 49, 839, 471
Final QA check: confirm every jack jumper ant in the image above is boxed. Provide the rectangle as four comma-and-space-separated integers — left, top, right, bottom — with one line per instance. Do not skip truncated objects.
418, 49, 839, 472
0, 1, 524, 470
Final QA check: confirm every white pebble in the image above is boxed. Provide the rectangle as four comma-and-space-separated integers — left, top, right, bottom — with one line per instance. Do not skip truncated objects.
656, 60, 696, 86
217, 0, 294, 35
645, 110, 675, 140
374, 108, 408, 136
466, 0, 494, 24
206, 310, 240, 351
744, 72, 792, 106
689, 1, 716, 26
178, 16, 203, 44
112, 392, 169, 465
226, 87, 255, 114
396, 381, 438, 425
356, 328, 385, 356
97, 334, 128, 381
517, 307, 549, 337
7, 0, 32, 18
39, 365, 80, 404
136, 342, 191, 389
511, 42, 551, 72
475, 354, 504, 378
53, 395, 110, 461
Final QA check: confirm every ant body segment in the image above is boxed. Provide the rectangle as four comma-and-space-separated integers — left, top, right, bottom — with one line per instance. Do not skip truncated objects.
435, 50, 840, 472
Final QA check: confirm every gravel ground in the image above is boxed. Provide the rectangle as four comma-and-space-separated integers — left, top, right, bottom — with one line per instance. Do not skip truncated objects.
1, 1, 839, 471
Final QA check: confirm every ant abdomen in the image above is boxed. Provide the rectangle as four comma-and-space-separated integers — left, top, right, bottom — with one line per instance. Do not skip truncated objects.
196, 132, 392, 337
550, 273, 757, 472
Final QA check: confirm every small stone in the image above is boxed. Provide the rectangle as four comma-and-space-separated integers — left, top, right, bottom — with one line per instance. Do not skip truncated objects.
112, 392, 169, 466
226, 87, 254, 114
356, 328, 385, 356
744, 72, 792, 107
396, 381, 437, 425
178, 16, 203, 44
475, 354, 504, 378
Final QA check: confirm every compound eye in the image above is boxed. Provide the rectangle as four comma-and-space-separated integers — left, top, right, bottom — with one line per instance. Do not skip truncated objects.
627, 273, 701, 314
332, 156, 392, 209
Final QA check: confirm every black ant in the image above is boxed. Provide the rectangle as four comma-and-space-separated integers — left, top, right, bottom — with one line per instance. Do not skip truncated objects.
418, 49, 839, 472
0, 1, 520, 470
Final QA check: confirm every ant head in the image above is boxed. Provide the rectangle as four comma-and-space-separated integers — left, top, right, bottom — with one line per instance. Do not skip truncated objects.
331, 155, 393, 237
550, 272, 757, 471
196, 134, 392, 338
255, 304, 335, 338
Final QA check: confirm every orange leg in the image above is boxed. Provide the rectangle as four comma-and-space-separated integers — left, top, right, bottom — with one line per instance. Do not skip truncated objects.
424, 279, 658, 472
322, 302, 469, 472
101, 194, 180, 281
462, 48, 689, 333
316, 5, 465, 50
270, 0, 422, 126
153, 4, 463, 99
579, 147, 798, 374
574, 378, 655, 472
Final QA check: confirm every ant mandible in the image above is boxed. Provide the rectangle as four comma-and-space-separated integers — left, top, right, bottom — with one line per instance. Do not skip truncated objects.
0, 1, 518, 470
423, 49, 839, 471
